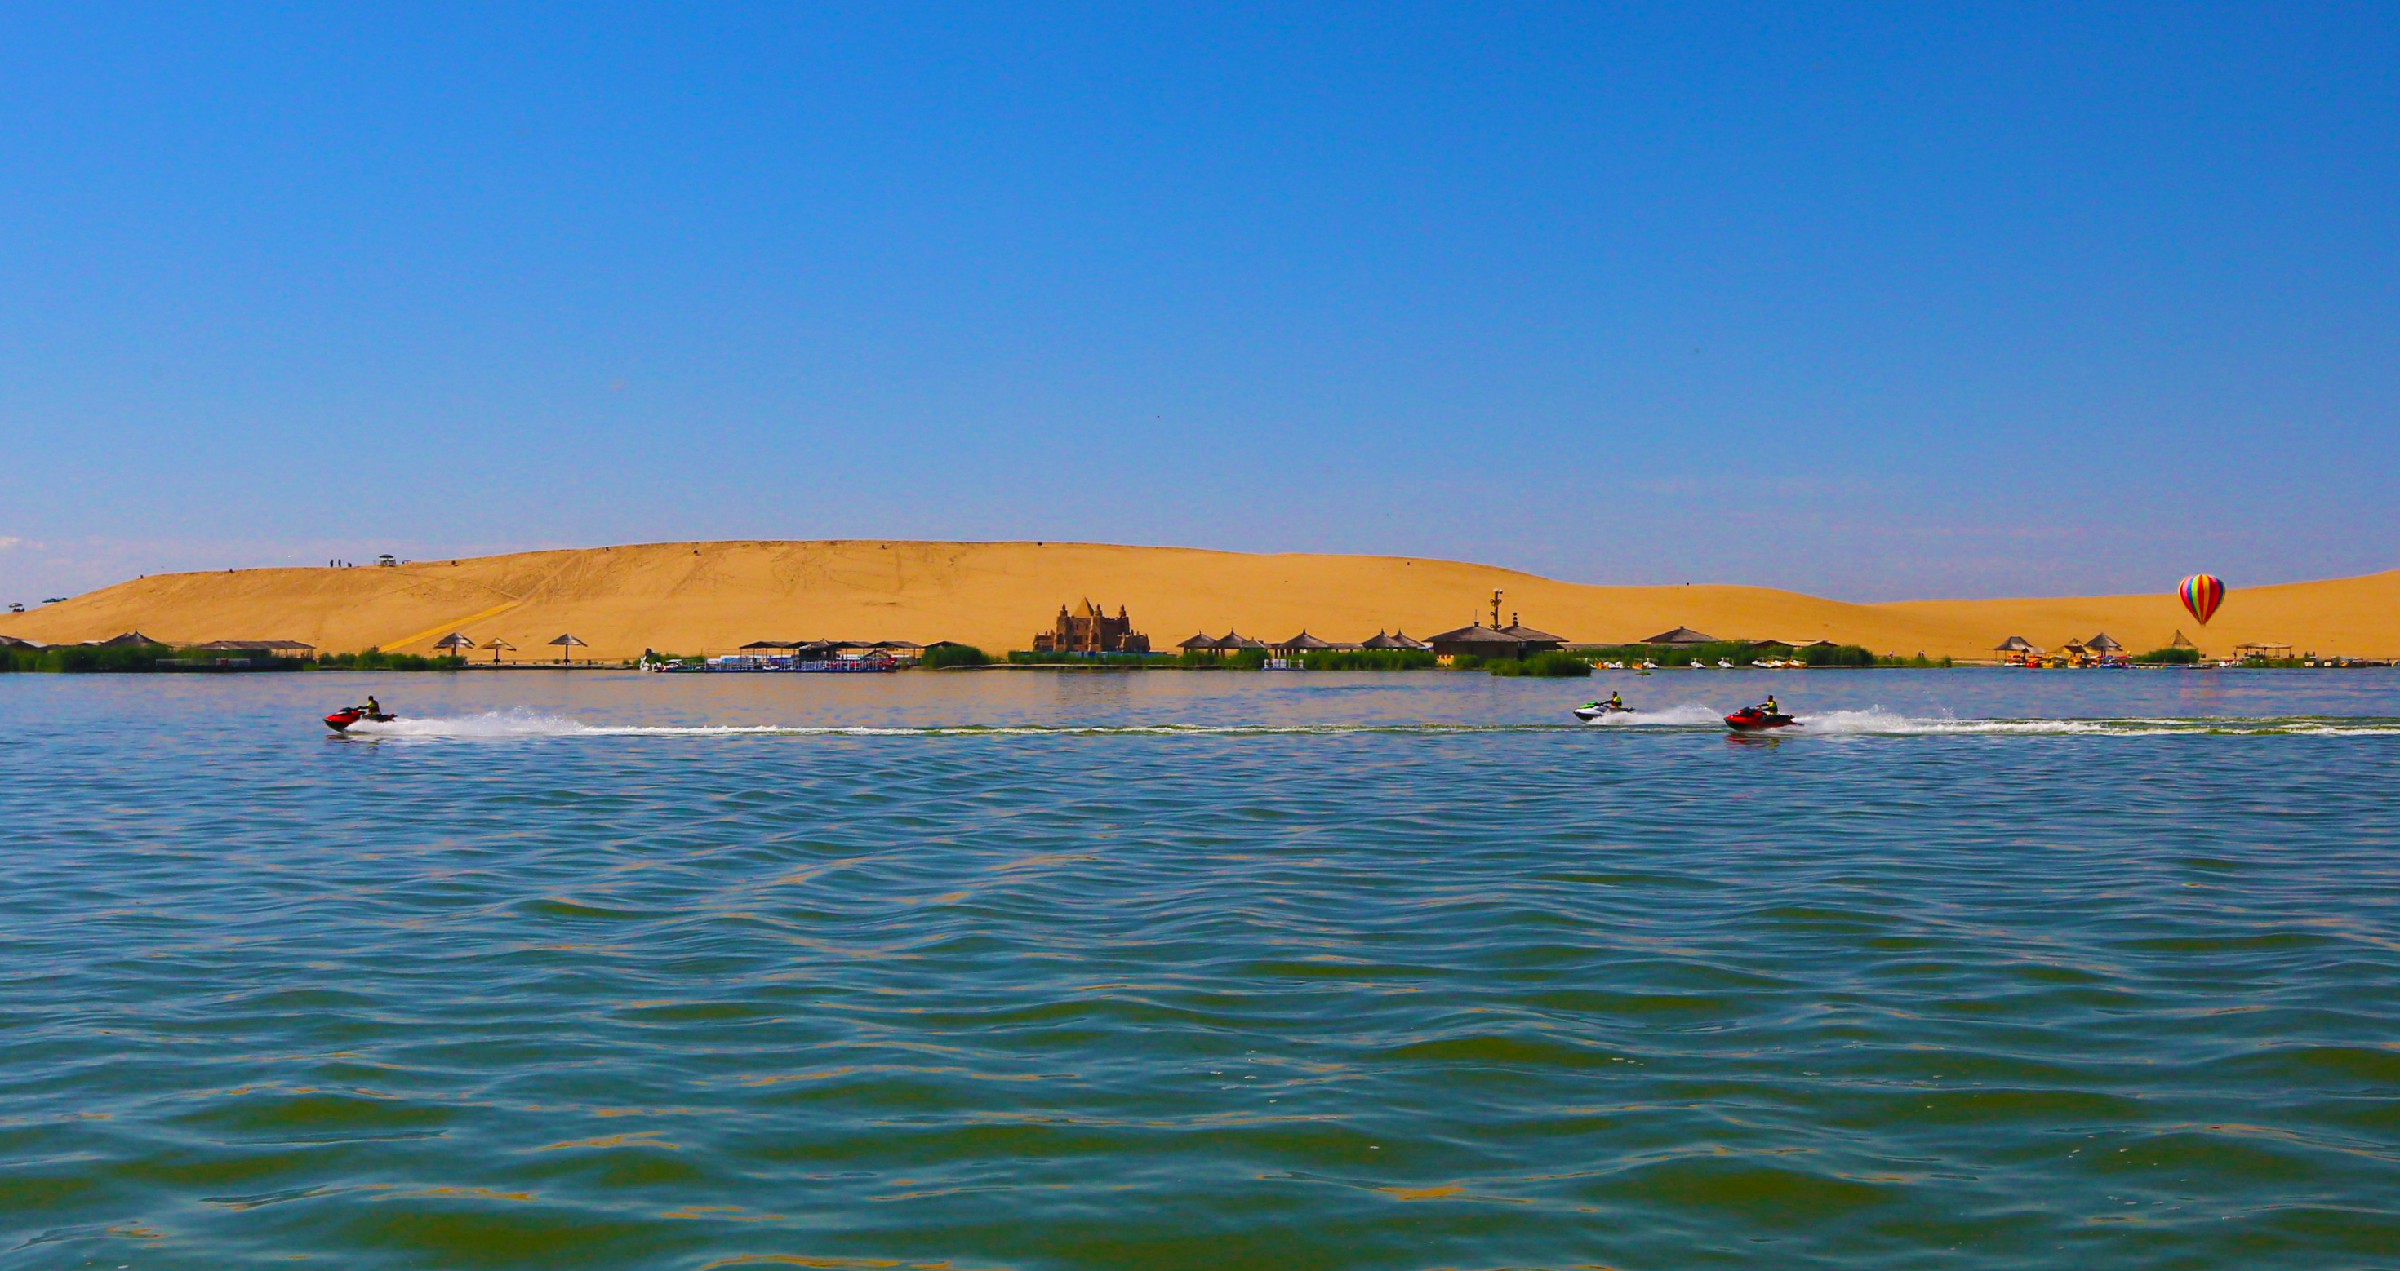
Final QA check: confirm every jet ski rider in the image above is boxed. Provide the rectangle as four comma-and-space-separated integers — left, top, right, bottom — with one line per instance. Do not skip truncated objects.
362, 694, 382, 719
1605, 691, 1624, 712
1758, 695, 1780, 718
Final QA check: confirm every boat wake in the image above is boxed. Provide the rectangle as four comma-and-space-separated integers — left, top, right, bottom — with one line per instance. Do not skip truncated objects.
343, 707, 2400, 741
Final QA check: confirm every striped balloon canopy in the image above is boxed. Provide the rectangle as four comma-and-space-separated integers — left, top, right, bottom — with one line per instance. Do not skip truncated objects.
2178, 574, 2226, 626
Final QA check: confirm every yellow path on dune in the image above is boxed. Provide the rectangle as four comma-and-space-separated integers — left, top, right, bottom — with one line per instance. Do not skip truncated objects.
379, 599, 530, 655
6, 540, 2395, 662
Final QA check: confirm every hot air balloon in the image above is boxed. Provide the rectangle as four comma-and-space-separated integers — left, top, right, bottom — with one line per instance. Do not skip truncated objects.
2179, 574, 2225, 626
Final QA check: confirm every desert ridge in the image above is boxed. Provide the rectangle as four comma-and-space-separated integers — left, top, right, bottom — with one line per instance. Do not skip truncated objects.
5, 540, 2396, 662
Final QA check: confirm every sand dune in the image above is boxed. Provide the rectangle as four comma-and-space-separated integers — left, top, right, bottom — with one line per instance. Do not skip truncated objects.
5, 540, 2394, 661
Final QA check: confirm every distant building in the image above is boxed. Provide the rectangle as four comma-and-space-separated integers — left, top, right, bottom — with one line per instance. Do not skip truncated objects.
1033, 600, 1151, 655
1268, 632, 1343, 667
1271, 632, 1339, 657
1360, 630, 1431, 651
196, 640, 317, 658
1640, 626, 1718, 646
1424, 624, 1528, 663
1497, 619, 1567, 650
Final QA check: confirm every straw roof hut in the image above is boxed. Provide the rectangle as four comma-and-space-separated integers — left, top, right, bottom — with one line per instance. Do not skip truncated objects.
2169, 630, 2197, 650
1273, 631, 1337, 655
1217, 632, 1270, 652
1360, 629, 1430, 651
2085, 632, 2125, 654
95, 631, 164, 647
197, 639, 316, 657
1994, 635, 2039, 654
1176, 632, 1220, 653
1641, 626, 1718, 645
1498, 621, 1567, 650
1424, 623, 1540, 661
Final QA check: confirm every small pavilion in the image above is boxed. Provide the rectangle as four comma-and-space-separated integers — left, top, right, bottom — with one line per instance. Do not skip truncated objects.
1424, 623, 1537, 664
1271, 631, 1339, 658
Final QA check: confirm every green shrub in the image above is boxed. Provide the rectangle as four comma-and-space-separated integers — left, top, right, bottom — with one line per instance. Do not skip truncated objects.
310, 650, 465, 671
2, 643, 331, 673
2135, 646, 2201, 665
1300, 649, 1438, 671
1487, 651, 1594, 677
1007, 650, 1171, 667
1579, 641, 1795, 667
920, 644, 990, 669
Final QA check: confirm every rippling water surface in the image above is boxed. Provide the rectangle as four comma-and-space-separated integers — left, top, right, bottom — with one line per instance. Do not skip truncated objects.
5, 669, 2398, 1269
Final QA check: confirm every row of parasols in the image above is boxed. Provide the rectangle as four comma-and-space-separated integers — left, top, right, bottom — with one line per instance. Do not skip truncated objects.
428, 631, 588, 662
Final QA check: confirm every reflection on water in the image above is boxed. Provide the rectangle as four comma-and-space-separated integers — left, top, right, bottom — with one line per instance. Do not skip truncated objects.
2, 670, 2397, 1269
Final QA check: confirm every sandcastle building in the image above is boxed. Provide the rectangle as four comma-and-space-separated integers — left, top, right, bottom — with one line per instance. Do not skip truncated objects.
1033, 600, 1151, 655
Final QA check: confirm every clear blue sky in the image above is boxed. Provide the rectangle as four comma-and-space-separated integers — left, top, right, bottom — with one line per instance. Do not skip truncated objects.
3, 3, 2394, 603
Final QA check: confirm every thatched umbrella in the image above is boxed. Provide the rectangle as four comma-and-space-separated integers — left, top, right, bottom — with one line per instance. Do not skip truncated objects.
431, 632, 476, 655
485, 638, 516, 665
548, 633, 588, 664
1275, 631, 1333, 652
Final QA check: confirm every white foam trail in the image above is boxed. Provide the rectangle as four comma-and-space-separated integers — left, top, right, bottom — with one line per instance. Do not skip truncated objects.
345, 708, 2400, 741
351, 711, 1570, 740
1724, 707, 2400, 737
366, 709, 609, 738
1582, 703, 1724, 727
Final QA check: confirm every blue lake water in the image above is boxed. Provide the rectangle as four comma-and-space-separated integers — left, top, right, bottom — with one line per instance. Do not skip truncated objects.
3, 668, 2397, 1269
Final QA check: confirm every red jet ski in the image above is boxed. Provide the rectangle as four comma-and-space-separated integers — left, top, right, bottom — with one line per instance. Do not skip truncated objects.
1724, 706, 1797, 732
324, 707, 398, 734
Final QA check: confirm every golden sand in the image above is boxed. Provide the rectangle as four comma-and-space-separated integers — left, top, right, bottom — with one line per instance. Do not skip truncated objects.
5, 540, 2394, 661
